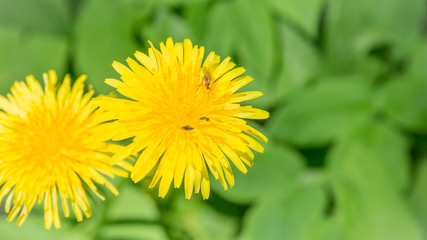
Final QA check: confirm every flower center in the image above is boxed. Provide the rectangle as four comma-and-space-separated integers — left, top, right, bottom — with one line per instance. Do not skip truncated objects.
11, 105, 82, 165
155, 74, 216, 132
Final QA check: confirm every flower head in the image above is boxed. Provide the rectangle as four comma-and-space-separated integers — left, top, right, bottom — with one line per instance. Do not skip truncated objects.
0, 71, 131, 229
96, 38, 269, 199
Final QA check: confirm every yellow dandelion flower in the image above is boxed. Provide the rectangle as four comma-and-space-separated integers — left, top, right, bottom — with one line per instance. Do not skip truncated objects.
96, 38, 269, 200
0, 71, 132, 229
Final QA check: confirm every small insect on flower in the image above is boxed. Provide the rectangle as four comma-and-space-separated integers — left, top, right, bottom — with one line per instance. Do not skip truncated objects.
0, 71, 132, 229
96, 38, 269, 200
201, 66, 212, 90
183, 125, 194, 130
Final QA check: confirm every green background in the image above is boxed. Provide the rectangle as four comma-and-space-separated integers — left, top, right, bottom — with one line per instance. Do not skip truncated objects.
1, 0, 427, 239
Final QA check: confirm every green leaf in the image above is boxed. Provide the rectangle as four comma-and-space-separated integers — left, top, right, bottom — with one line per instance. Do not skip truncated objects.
411, 159, 427, 234
329, 122, 410, 195
0, 0, 69, 94
199, 1, 235, 58
168, 197, 239, 240
325, 0, 425, 76
143, 7, 191, 45
100, 224, 168, 240
74, 0, 146, 94
231, 0, 277, 109
268, 76, 373, 147
101, 224, 169, 240
151, 0, 200, 5
0, 24, 68, 94
277, 23, 320, 99
407, 41, 427, 78
233, 0, 275, 84
266, 0, 324, 37
184, 1, 210, 43
0, 0, 70, 34
0, 215, 92, 240
239, 182, 327, 240
379, 76, 427, 133
211, 141, 304, 204
105, 184, 160, 221
313, 217, 348, 240
328, 123, 423, 240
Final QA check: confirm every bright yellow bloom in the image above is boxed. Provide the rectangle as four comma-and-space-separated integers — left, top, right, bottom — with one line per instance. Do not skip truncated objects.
0, 71, 131, 229
96, 38, 269, 199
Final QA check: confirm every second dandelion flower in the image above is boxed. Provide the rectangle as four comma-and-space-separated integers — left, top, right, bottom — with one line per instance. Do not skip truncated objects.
0, 71, 132, 229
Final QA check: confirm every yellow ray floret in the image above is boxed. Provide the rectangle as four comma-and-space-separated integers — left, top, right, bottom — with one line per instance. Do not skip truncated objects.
0, 71, 132, 229
96, 38, 269, 199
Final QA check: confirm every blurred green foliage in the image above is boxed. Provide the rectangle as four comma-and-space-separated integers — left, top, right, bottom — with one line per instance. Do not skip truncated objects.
1, 0, 427, 239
